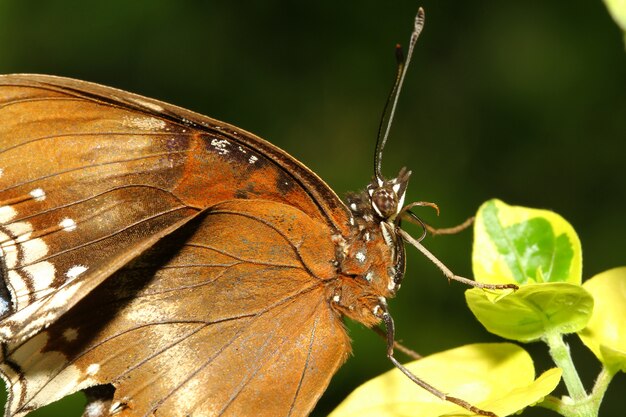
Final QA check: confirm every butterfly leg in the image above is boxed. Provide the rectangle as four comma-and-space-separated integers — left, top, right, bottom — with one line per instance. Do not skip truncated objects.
398, 229, 518, 290
378, 306, 499, 417
400, 202, 475, 237
82, 385, 115, 417
423, 216, 475, 236
371, 326, 422, 360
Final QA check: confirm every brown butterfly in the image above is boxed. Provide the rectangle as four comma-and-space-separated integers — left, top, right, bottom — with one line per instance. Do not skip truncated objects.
0, 8, 514, 417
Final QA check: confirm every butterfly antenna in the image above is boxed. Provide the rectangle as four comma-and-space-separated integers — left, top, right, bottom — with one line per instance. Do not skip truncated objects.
374, 7, 425, 184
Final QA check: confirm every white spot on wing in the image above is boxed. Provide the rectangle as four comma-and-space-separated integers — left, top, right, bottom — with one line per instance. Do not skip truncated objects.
355, 251, 366, 263
30, 188, 46, 201
23, 261, 56, 290
5, 221, 32, 237
0, 206, 17, 224
7, 270, 28, 303
63, 328, 78, 342
86, 363, 100, 376
21, 238, 49, 264
211, 138, 230, 155
248, 155, 258, 164
1, 237, 18, 268
16, 333, 97, 409
66, 265, 88, 280
122, 116, 167, 131
10, 332, 64, 393
13, 262, 56, 310
59, 218, 77, 232
85, 401, 105, 417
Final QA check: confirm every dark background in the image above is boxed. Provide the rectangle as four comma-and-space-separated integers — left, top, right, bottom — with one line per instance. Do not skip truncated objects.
1, 1, 624, 416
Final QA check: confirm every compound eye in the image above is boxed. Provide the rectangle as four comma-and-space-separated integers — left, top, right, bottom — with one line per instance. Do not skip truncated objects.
372, 187, 398, 219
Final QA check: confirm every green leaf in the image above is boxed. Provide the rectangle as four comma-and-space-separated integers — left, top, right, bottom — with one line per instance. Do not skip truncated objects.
473, 199, 581, 286
466, 283, 594, 342
578, 267, 626, 373
328, 343, 561, 417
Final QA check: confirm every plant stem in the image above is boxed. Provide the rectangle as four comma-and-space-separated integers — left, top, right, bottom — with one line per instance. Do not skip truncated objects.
536, 395, 579, 417
588, 366, 615, 414
544, 332, 595, 417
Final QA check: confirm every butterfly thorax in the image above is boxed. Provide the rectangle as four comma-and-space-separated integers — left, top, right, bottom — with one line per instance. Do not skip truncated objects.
329, 169, 410, 327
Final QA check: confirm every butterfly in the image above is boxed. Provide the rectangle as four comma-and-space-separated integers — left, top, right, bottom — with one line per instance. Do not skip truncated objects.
0, 8, 514, 417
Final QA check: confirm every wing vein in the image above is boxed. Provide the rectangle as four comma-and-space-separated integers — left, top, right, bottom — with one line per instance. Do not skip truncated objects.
207, 209, 324, 281
218, 296, 324, 417
0, 148, 192, 194
287, 313, 321, 416
0, 130, 190, 156
18, 205, 192, 268
8, 184, 195, 224
184, 242, 303, 269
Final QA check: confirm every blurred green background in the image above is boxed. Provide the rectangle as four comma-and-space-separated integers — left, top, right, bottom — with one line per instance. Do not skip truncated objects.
1, 1, 624, 416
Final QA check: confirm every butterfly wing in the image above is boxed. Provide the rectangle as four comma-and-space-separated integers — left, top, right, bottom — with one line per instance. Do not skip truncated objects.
1, 199, 350, 417
0, 74, 352, 343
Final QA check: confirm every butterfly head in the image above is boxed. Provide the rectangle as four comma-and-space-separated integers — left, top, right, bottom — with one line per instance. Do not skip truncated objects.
368, 167, 411, 222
